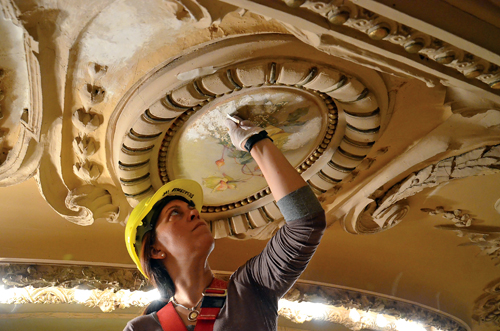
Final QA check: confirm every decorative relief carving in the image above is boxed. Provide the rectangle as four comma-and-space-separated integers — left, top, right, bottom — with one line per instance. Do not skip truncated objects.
72, 107, 102, 133
473, 278, 500, 327
82, 62, 108, 106
380, 145, 500, 211
73, 134, 98, 158
421, 205, 500, 265
0, 127, 10, 165
421, 206, 475, 228
281, 283, 468, 331
71, 62, 107, 185
0, 263, 162, 312
352, 144, 500, 234
157, 67, 339, 211
435, 225, 500, 266
0, 263, 468, 330
0, 264, 147, 291
0, 1, 43, 185
64, 185, 121, 225
279, 0, 500, 90
73, 161, 102, 183
0, 69, 4, 120
0, 68, 12, 166
117, 51, 385, 239
87, 84, 106, 104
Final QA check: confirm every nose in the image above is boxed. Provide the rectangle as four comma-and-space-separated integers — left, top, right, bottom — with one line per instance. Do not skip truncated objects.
189, 207, 200, 221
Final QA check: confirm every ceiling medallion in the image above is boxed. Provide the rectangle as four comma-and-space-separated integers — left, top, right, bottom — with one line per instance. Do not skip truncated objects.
115, 36, 385, 239
158, 84, 337, 213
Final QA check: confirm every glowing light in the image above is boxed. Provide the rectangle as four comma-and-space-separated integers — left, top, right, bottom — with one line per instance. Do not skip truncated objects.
376, 314, 388, 327
395, 318, 427, 331
349, 308, 361, 322
73, 289, 92, 303
0, 285, 5, 303
0, 285, 18, 303
0, 285, 461, 331
143, 289, 161, 302
278, 299, 329, 323
300, 301, 328, 318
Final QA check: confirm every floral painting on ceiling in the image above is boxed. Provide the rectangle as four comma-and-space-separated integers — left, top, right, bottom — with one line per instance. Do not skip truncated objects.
168, 88, 325, 205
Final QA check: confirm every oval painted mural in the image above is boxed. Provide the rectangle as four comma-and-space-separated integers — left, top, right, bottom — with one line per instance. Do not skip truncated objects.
167, 87, 328, 206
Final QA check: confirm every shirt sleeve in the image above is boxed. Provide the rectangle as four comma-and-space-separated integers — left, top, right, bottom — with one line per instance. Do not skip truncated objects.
236, 185, 326, 298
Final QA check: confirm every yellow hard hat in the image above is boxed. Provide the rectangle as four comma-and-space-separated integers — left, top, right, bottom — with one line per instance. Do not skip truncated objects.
124, 179, 203, 278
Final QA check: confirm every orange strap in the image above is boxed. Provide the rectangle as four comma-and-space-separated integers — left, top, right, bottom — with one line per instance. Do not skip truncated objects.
195, 278, 227, 331
157, 301, 186, 331
156, 278, 228, 331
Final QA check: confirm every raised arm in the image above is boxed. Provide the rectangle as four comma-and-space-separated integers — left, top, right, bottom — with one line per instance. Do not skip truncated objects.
225, 118, 306, 201
249, 138, 306, 201
225, 116, 325, 298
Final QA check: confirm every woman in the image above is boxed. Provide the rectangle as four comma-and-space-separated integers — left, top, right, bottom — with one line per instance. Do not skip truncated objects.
124, 117, 326, 331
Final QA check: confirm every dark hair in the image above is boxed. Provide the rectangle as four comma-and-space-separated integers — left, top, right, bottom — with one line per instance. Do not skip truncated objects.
140, 196, 193, 315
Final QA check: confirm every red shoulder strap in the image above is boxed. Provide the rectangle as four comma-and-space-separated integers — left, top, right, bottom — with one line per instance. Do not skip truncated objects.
194, 278, 228, 331
157, 302, 187, 331
156, 279, 228, 331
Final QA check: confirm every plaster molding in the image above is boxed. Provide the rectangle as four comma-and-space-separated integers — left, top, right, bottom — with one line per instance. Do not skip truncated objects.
22, 1, 296, 228
26, 0, 217, 227
0, 0, 43, 186
0, 312, 138, 320
421, 206, 500, 265
36, 64, 126, 224
434, 224, 500, 267
0, 263, 146, 291
473, 278, 500, 327
279, 0, 500, 90
0, 263, 470, 331
281, 282, 469, 331
221, 0, 500, 105
72, 107, 103, 134
110, 34, 388, 239
346, 144, 500, 234
64, 185, 121, 225
421, 206, 475, 228
325, 107, 500, 233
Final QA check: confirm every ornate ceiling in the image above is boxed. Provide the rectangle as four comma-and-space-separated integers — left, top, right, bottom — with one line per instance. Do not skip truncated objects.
0, 0, 499, 330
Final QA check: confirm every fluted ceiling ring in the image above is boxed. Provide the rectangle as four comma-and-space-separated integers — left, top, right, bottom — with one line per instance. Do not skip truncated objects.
110, 34, 386, 239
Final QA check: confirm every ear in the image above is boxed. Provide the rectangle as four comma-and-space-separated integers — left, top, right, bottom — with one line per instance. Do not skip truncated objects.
150, 247, 166, 260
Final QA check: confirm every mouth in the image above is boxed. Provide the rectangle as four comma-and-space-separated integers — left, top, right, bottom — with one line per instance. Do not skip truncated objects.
192, 221, 207, 231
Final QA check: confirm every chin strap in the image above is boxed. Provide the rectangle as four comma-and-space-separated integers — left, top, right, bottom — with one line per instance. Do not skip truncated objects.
156, 278, 228, 331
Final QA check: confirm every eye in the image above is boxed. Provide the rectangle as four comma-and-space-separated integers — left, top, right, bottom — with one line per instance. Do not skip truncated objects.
167, 208, 181, 221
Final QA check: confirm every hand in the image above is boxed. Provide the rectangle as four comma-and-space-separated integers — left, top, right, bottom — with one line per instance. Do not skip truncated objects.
224, 117, 263, 151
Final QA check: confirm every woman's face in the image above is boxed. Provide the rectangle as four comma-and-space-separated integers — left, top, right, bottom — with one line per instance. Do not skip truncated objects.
152, 199, 214, 261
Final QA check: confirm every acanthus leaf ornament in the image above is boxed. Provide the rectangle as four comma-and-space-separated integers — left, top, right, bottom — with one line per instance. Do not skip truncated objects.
335, 109, 500, 235
64, 185, 121, 225
73, 134, 98, 159
474, 278, 500, 327
73, 160, 102, 183
72, 107, 102, 133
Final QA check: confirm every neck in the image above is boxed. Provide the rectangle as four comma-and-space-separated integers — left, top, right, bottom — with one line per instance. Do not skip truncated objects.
165, 256, 214, 307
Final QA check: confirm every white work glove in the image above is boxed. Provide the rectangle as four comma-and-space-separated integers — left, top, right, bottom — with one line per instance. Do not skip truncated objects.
224, 117, 264, 151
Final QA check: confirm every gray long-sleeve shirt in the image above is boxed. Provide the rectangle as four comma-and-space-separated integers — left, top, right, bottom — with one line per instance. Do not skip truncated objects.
124, 185, 326, 331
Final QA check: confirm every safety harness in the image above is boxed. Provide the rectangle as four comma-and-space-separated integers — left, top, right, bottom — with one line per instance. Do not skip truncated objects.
157, 278, 228, 331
